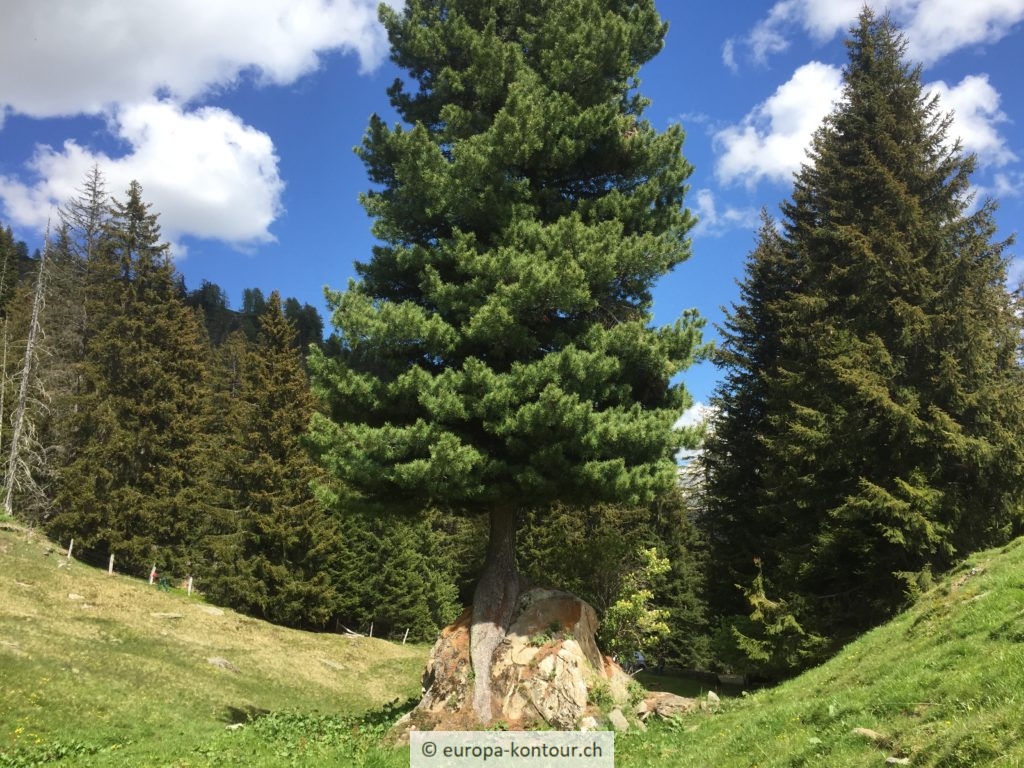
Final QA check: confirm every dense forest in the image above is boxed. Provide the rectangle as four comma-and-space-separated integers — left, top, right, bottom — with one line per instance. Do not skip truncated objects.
2, 5, 1023, 686
0, 172, 708, 657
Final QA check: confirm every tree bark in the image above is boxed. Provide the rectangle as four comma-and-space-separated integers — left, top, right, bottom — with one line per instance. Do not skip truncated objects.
470, 506, 521, 723
3, 240, 46, 517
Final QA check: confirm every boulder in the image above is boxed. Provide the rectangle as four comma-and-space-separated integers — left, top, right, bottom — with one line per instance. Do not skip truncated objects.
636, 691, 701, 721
608, 708, 631, 732
407, 588, 632, 732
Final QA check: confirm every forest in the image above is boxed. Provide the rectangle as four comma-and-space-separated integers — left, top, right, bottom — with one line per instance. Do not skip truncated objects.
2, 2, 1023, 694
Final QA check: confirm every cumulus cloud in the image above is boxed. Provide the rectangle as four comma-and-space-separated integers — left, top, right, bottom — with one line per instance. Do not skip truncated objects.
1008, 258, 1024, 289
927, 76, 1018, 167
901, 0, 1024, 66
0, 0, 394, 119
692, 189, 760, 237
714, 62, 843, 188
0, 101, 284, 251
674, 402, 715, 431
714, 65, 1018, 190
728, 0, 1024, 70
0, 0, 397, 248
674, 402, 716, 465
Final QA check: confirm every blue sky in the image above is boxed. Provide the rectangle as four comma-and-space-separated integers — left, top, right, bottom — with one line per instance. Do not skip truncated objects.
1, 0, 1022, 414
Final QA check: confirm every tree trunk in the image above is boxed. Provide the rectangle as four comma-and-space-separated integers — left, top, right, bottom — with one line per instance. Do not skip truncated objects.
3, 240, 46, 517
470, 506, 521, 723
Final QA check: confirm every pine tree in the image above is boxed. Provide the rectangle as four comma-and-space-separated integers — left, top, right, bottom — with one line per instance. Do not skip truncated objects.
308, 0, 702, 720
201, 292, 342, 628
49, 181, 212, 576
705, 10, 1024, 672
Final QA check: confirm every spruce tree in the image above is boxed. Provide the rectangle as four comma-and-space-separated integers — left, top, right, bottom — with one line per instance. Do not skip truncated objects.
308, 0, 702, 720
202, 292, 342, 628
705, 10, 1024, 672
49, 181, 212, 576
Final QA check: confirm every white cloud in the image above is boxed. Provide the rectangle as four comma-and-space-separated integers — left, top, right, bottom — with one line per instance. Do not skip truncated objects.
993, 171, 1024, 198
714, 62, 843, 188
674, 402, 716, 465
927, 76, 1018, 167
902, 0, 1024, 66
0, 101, 284, 251
0, 0, 394, 119
1008, 257, 1024, 289
729, 0, 1024, 69
714, 63, 1018, 191
674, 402, 715, 431
0, 0, 398, 249
692, 188, 760, 237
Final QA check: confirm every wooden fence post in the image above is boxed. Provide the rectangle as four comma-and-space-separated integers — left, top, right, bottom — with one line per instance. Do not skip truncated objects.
402, 628, 410, 645
108, 554, 114, 575
66, 539, 74, 560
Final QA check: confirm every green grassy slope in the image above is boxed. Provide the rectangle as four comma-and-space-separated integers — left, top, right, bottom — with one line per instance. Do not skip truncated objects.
620, 537, 1024, 767
0, 522, 425, 767
3, 520, 1023, 767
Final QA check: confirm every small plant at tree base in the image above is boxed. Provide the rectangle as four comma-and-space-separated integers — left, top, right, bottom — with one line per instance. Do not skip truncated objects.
529, 631, 553, 647
589, 680, 614, 711
627, 679, 647, 709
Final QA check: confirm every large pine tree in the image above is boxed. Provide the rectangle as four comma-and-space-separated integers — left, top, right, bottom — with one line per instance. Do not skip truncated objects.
308, 0, 702, 720
705, 10, 1024, 672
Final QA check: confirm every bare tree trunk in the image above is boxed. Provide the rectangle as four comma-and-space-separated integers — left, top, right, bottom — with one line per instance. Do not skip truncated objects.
470, 506, 521, 723
3, 242, 46, 517
1, 318, 7, 466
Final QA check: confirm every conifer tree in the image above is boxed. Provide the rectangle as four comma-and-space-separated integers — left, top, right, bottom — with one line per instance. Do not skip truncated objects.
49, 181, 212, 576
202, 292, 342, 628
705, 10, 1024, 671
308, 0, 702, 720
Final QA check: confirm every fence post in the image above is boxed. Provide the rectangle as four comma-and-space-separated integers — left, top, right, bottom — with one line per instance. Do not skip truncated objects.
66, 539, 74, 560
108, 554, 115, 575
187, 576, 193, 596
402, 628, 410, 645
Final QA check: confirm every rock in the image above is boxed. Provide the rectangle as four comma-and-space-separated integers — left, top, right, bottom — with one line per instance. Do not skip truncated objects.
851, 727, 893, 749
608, 708, 630, 732
580, 716, 599, 731
225, 723, 244, 731
68, 593, 85, 601
150, 612, 183, 619
885, 759, 911, 766
706, 690, 721, 712
418, 608, 473, 715
411, 588, 632, 731
636, 691, 700, 720
207, 657, 239, 673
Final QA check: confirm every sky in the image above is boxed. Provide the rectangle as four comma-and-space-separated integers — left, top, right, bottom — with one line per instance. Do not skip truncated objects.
1, 0, 1022, 414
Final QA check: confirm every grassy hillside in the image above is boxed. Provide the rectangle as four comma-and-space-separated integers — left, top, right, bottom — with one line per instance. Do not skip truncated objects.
620, 537, 1024, 767
0, 521, 425, 767
3, 519, 1023, 766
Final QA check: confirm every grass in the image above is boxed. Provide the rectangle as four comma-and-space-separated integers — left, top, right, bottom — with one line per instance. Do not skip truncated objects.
0, 522, 424, 767
618, 537, 1024, 767
3, 520, 1024, 766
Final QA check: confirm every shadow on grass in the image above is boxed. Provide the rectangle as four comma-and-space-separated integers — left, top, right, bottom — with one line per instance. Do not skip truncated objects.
221, 704, 271, 724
